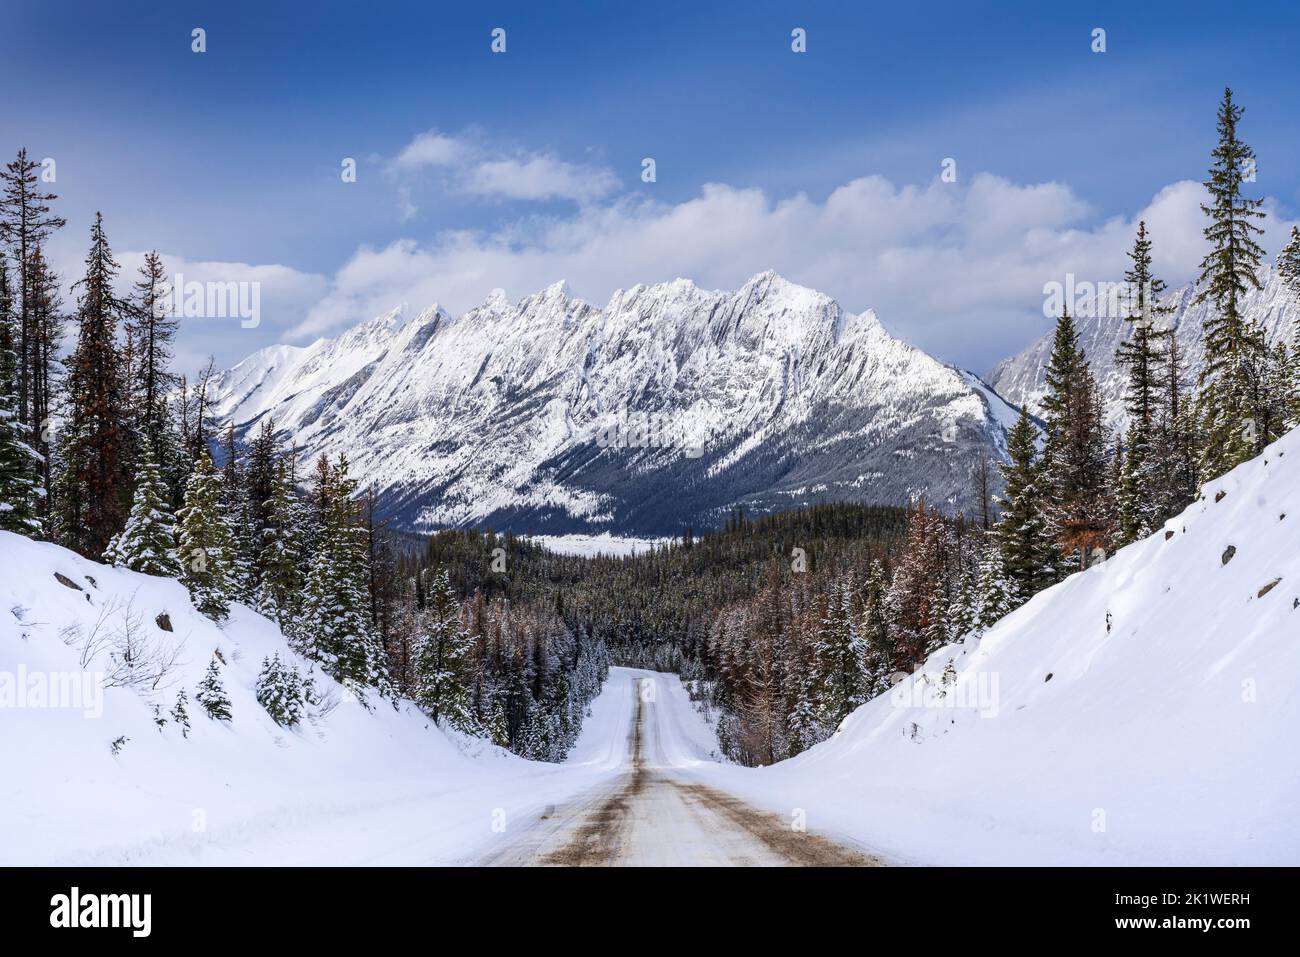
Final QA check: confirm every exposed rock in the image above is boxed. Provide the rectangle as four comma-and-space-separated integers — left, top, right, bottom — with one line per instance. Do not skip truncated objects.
53, 573, 82, 591
155, 613, 173, 632
1222, 545, 1237, 565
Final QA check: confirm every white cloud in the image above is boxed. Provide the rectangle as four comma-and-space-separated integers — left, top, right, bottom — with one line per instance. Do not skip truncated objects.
389, 130, 470, 171
288, 171, 1298, 371
383, 129, 620, 214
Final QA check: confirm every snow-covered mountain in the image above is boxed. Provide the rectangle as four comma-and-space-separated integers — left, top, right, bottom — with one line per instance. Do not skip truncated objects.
988, 266, 1300, 431
210, 272, 1022, 534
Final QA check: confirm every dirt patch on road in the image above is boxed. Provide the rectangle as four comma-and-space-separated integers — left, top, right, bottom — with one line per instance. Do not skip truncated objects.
675, 782, 881, 867
539, 684, 645, 866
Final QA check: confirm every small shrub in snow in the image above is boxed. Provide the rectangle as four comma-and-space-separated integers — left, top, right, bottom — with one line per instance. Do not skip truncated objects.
110, 735, 128, 755
171, 690, 191, 738
195, 659, 232, 722
255, 654, 305, 727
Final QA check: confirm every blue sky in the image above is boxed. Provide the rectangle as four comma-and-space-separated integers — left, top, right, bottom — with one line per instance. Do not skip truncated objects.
4, 0, 1300, 374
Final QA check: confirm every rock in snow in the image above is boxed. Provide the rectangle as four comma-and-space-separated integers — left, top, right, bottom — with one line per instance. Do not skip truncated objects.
209, 271, 1022, 534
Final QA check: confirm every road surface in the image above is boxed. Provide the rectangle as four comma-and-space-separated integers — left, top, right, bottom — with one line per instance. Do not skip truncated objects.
479, 669, 880, 866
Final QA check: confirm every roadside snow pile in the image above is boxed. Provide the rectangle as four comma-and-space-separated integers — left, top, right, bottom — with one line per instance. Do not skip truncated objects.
0, 533, 624, 865
709, 429, 1300, 865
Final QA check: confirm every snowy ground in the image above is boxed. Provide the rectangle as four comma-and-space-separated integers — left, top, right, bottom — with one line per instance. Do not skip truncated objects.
526, 533, 670, 557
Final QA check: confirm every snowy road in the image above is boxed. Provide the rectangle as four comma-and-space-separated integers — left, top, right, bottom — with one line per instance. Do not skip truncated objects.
478, 669, 879, 866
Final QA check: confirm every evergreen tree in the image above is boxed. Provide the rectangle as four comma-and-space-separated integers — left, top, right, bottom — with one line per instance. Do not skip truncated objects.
860, 560, 893, 694
171, 689, 191, 738
53, 213, 130, 556
255, 457, 304, 627
195, 659, 232, 721
973, 543, 1015, 631
1277, 225, 1300, 427
103, 440, 182, 577
0, 148, 66, 453
0, 267, 43, 535
1115, 222, 1173, 545
255, 654, 306, 727
415, 570, 475, 731
995, 408, 1055, 605
814, 579, 865, 727
299, 456, 388, 697
24, 247, 64, 521
1195, 87, 1268, 476
177, 451, 235, 620
1040, 311, 1110, 567
125, 250, 177, 455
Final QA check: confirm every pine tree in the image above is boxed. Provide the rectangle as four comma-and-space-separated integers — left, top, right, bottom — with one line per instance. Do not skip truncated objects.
0, 265, 43, 536
415, 569, 475, 731
177, 451, 235, 620
1277, 225, 1300, 427
814, 579, 865, 727
255, 457, 304, 628
219, 425, 256, 604
24, 247, 63, 521
0, 149, 66, 456
103, 440, 181, 577
125, 251, 177, 455
255, 654, 305, 727
973, 543, 1015, 631
1115, 222, 1173, 545
195, 659, 232, 721
1195, 87, 1268, 476
1040, 311, 1110, 567
53, 213, 130, 556
171, 689, 191, 738
298, 456, 388, 698
996, 407, 1055, 606
860, 560, 893, 695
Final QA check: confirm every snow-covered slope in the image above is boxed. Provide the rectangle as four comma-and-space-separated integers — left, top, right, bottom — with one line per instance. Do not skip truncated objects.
989, 265, 1300, 431
210, 272, 1021, 534
702, 427, 1300, 865
0, 532, 627, 865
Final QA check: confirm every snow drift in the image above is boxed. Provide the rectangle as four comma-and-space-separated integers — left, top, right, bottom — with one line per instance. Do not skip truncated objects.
0, 535, 626, 865
702, 428, 1300, 865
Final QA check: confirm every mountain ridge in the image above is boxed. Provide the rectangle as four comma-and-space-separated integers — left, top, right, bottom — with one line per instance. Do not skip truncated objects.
210, 271, 1022, 534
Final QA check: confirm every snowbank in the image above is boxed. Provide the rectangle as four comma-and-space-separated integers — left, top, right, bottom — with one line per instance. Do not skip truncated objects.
0, 535, 624, 865
695, 429, 1300, 865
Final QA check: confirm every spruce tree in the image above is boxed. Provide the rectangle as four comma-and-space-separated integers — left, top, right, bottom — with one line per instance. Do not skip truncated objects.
0, 149, 66, 452
299, 456, 388, 697
974, 544, 1015, 631
53, 213, 130, 556
0, 268, 43, 536
1195, 87, 1268, 475
1040, 311, 1110, 567
996, 408, 1054, 606
125, 251, 177, 456
815, 579, 865, 727
177, 451, 235, 620
171, 689, 191, 738
415, 569, 475, 730
255, 458, 304, 628
195, 659, 232, 721
1277, 226, 1300, 427
1115, 222, 1173, 545
103, 440, 182, 577
860, 560, 893, 695
255, 654, 305, 727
